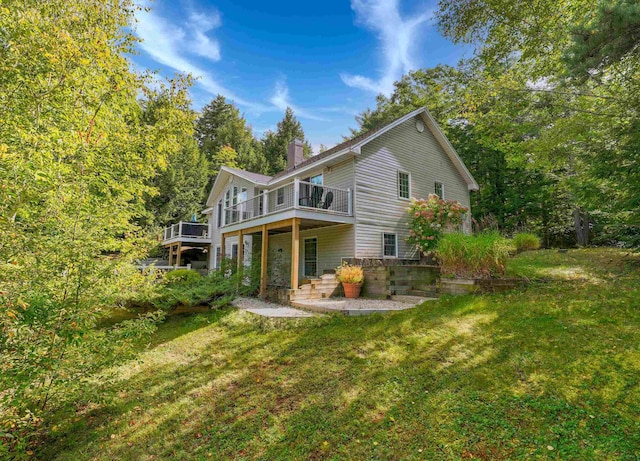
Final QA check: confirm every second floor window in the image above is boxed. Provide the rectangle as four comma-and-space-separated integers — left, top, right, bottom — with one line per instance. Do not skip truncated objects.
435, 181, 444, 199
216, 200, 222, 228
277, 187, 284, 205
398, 171, 410, 199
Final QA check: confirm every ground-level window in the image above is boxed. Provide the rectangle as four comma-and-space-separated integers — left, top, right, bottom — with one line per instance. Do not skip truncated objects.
383, 233, 397, 258
398, 171, 410, 199
214, 245, 222, 269
434, 181, 444, 199
231, 243, 238, 262
303, 237, 318, 277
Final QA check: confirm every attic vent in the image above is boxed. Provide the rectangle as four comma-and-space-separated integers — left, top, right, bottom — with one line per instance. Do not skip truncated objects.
416, 120, 425, 132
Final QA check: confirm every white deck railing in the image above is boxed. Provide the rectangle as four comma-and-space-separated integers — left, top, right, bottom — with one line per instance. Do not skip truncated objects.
223, 179, 352, 226
162, 222, 209, 242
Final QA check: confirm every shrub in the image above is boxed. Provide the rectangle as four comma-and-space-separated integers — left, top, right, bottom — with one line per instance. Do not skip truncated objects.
164, 269, 202, 285
407, 195, 468, 253
513, 232, 541, 252
335, 263, 364, 284
437, 232, 515, 279
125, 268, 240, 312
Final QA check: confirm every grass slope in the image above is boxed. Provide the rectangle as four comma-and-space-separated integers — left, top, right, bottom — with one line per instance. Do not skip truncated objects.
43, 249, 639, 460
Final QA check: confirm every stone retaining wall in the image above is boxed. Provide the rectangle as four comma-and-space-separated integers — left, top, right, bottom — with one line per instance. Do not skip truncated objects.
361, 265, 440, 299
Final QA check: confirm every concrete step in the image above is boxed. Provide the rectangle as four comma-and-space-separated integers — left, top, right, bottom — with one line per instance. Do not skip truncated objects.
390, 295, 437, 304
290, 300, 347, 315
408, 289, 439, 298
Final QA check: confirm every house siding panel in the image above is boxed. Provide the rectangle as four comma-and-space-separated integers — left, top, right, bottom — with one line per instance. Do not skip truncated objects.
323, 158, 354, 191
354, 115, 470, 259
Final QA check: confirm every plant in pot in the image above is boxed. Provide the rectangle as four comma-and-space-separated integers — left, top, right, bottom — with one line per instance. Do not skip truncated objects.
335, 263, 364, 298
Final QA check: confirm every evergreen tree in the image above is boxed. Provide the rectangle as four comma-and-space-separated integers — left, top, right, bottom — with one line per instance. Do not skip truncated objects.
195, 95, 266, 177
140, 88, 209, 227
261, 107, 312, 175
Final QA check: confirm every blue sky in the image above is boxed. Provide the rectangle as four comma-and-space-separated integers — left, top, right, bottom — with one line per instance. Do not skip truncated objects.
132, 0, 471, 152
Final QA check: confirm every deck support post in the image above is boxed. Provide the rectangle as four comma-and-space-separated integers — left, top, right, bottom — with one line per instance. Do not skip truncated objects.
237, 230, 244, 273
175, 242, 182, 267
290, 218, 300, 290
168, 245, 174, 266
260, 224, 268, 298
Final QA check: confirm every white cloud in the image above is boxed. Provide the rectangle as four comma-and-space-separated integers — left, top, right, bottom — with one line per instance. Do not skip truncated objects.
341, 0, 432, 95
188, 10, 221, 31
134, 4, 324, 120
134, 3, 268, 112
188, 10, 222, 60
269, 79, 328, 121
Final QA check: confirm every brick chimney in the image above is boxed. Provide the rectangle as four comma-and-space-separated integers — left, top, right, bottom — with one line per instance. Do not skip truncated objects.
287, 138, 304, 169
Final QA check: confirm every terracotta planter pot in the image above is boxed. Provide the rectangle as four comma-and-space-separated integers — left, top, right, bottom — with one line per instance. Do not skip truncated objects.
343, 282, 363, 298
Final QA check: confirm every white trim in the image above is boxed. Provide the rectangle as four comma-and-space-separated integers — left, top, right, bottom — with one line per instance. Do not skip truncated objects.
302, 236, 318, 278
221, 209, 355, 234
397, 170, 411, 201
382, 232, 398, 258
221, 166, 270, 185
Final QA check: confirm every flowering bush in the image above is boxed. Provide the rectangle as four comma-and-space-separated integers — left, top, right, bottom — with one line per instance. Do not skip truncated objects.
407, 194, 468, 254
335, 263, 364, 284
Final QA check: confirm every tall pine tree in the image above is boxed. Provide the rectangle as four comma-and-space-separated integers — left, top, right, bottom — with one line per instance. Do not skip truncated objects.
261, 107, 312, 175
195, 95, 266, 176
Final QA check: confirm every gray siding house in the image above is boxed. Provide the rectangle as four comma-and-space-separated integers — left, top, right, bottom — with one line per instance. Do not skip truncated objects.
162, 107, 478, 298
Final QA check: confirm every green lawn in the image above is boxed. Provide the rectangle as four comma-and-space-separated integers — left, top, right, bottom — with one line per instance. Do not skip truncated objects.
43, 249, 639, 460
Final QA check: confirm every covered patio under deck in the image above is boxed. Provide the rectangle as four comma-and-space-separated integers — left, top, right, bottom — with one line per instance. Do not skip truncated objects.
221, 216, 354, 298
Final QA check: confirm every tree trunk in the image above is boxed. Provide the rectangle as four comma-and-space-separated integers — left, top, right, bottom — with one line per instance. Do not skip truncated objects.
573, 207, 590, 246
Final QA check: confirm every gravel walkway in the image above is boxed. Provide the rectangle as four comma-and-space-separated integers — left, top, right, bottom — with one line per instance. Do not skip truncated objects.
291, 296, 435, 316
232, 297, 316, 318
233, 295, 435, 317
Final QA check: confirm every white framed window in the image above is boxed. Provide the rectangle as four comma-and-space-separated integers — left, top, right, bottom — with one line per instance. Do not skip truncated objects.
435, 181, 444, 199
398, 171, 410, 200
216, 200, 222, 228
382, 233, 398, 258
276, 187, 284, 205
214, 245, 222, 269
